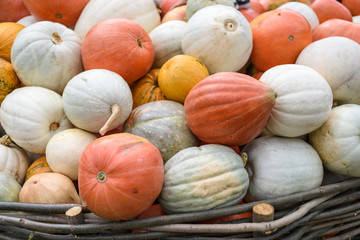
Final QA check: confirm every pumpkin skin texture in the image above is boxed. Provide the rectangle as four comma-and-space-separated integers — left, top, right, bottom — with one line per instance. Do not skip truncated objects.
0, 0, 30, 22
0, 86, 73, 154
311, 0, 352, 23
342, 0, 360, 16
161, 5, 187, 23
78, 133, 164, 221
17, 15, 39, 27
309, 104, 360, 177
123, 100, 200, 162
0, 172, 22, 202
184, 72, 275, 146
20, 172, 81, 204
250, 9, 312, 72
242, 136, 323, 202
11, 21, 83, 94
0, 58, 20, 106
266, 0, 311, 11
81, 18, 155, 84
130, 69, 167, 109
296, 37, 360, 105
158, 55, 209, 103
25, 156, 52, 182
159, 144, 249, 213
0, 22, 25, 62
181, 5, 253, 74
185, 0, 235, 20
259, 64, 333, 137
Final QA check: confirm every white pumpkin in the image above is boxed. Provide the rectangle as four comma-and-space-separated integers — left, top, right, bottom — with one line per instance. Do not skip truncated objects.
0, 172, 22, 202
185, 0, 235, 20
296, 36, 360, 105
0, 86, 73, 154
62, 69, 133, 135
46, 128, 97, 180
353, 15, 360, 24
181, 4, 252, 74
11, 21, 83, 94
74, 0, 161, 40
259, 64, 333, 137
309, 104, 360, 177
150, 20, 187, 68
242, 136, 324, 202
16, 15, 39, 27
0, 135, 29, 184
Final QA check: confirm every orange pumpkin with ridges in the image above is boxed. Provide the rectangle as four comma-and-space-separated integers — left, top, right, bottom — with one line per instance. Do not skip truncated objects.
342, 0, 360, 16
0, 0, 30, 22
311, 0, 352, 23
313, 19, 360, 44
0, 22, 25, 62
0, 58, 20, 105
24, 156, 52, 182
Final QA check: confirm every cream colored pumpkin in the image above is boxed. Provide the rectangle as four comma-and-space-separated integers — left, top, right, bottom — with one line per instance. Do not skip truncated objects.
296, 37, 360, 105
149, 20, 187, 68
182, 5, 252, 74
46, 128, 96, 180
11, 21, 83, 94
309, 104, 360, 177
278, 2, 319, 31
0, 86, 73, 154
353, 15, 360, 24
259, 64, 333, 137
74, 0, 160, 39
62, 69, 133, 135
186, 0, 235, 20
0, 172, 22, 202
16, 15, 39, 26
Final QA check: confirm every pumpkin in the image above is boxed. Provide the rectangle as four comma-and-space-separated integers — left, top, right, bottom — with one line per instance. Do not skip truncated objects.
25, 156, 52, 182
78, 133, 164, 220
353, 15, 360, 24
123, 100, 200, 162
81, 18, 155, 84
259, 64, 333, 137
181, 4, 253, 74
133, 204, 167, 233
130, 69, 167, 109
250, 0, 266, 14
149, 20, 187, 69
74, 0, 160, 39
184, 72, 275, 146
160, 0, 186, 17
250, 8, 312, 72
239, 8, 261, 22
342, 0, 360, 16
185, 0, 235, 20
19, 172, 81, 204
311, 0, 352, 24
0, 172, 22, 202
0, 0, 30, 22
0, 86, 73, 154
46, 128, 97, 180
22, 0, 90, 28
158, 54, 209, 103
309, 104, 360, 177
296, 36, 360, 105
159, 144, 249, 213
266, 0, 311, 11
0, 22, 25, 62
16, 15, 39, 27
0, 135, 29, 184
242, 136, 324, 202
0, 58, 20, 106
62, 69, 133, 135
312, 19, 360, 45
161, 5, 187, 23
11, 21, 83, 94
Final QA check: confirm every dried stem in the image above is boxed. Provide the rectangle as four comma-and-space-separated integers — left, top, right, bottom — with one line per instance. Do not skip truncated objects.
0, 134, 12, 146
99, 104, 121, 136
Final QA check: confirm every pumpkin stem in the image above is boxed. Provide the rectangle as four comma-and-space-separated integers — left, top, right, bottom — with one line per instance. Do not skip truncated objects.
50, 122, 60, 131
240, 152, 248, 167
0, 134, 12, 146
224, 19, 238, 32
99, 104, 121, 136
137, 38, 143, 48
51, 32, 63, 45
97, 171, 107, 183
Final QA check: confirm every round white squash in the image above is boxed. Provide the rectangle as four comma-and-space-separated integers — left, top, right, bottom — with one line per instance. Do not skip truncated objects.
185, 0, 235, 20
181, 4, 252, 74
0, 172, 22, 202
46, 128, 97, 180
0, 86, 73, 154
16, 15, 39, 27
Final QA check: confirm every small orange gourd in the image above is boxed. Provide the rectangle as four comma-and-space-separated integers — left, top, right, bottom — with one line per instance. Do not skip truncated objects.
0, 58, 20, 105
0, 22, 25, 62
24, 156, 52, 182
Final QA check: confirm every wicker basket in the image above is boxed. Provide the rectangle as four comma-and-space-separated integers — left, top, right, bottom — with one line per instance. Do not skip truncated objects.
1, 177, 360, 240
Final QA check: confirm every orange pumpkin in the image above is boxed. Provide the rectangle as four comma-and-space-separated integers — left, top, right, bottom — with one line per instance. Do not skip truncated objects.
160, 0, 186, 17
313, 19, 360, 44
24, 156, 52, 182
342, 0, 360, 16
162, 5, 187, 23
23, 0, 90, 28
0, 58, 20, 105
267, 0, 311, 11
311, 0, 352, 24
0, 22, 25, 62
250, 0, 266, 14
0, 0, 30, 22
78, 133, 164, 221
250, 9, 312, 72
81, 18, 155, 84
130, 69, 167, 109
239, 8, 261, 22
132, 204, 167, 233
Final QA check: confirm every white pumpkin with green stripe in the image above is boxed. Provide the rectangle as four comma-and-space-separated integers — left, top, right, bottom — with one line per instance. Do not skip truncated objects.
159, 144, 249, 213
0, 172, 22, 202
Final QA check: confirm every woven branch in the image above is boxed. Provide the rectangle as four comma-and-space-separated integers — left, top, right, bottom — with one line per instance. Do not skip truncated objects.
0, 202, 88, 214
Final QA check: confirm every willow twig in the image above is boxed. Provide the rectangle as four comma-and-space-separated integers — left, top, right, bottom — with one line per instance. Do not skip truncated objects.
0, 213, 68, 224
311, 201, 360, 221
0, 202, 89, 214
309, 215, 360, 231
323, 220, 360, 240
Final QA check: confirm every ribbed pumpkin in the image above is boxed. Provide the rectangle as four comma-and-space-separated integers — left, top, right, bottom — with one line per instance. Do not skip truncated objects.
184, 72, 276, 146
0, 58, 20, 106
78, 133, 164, 221
342, 0, 360, 16
130, 69, 167, 109
0, 172, 22, 202
159, 144, 249, 213
185, 0, 234, 20
16, 15, 39, 27
0, 22, 25, 62
0, 0, 30, 23
25, 156, 52, 182
311, 0, 352, 23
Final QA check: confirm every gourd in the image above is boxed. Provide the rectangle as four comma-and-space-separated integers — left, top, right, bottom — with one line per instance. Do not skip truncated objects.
11, 21, 83, 94
311, 0, 352, 23
296, 36, 360, 105
0, 58, 20, 106
181, 5, 253, 74
242, 136, 323, 202
0, 172, 22, 202
0, 0, 30, 23
0, 86, 73, 154
159, 0, 186, 17
184, 72, 275, 146
16, 15, 39, 27
19, 172, 81, 204
0, 22, 25, 62
259, 64, 333, 137
342, 0, 360, 16
78, 133, 164, 220
123, 100, 200, 162
81, 18, 155, 84
159, 144, 249, 213
46, 128, 97, 180
25, 156, 52, 182
62, 69, 133, 135
185, 0, 234, 20
162, 5, 187, 23
266, 0, 311, 10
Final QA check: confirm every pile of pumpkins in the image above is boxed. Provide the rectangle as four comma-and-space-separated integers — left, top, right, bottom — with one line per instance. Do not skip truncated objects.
0, 0, 359, 222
